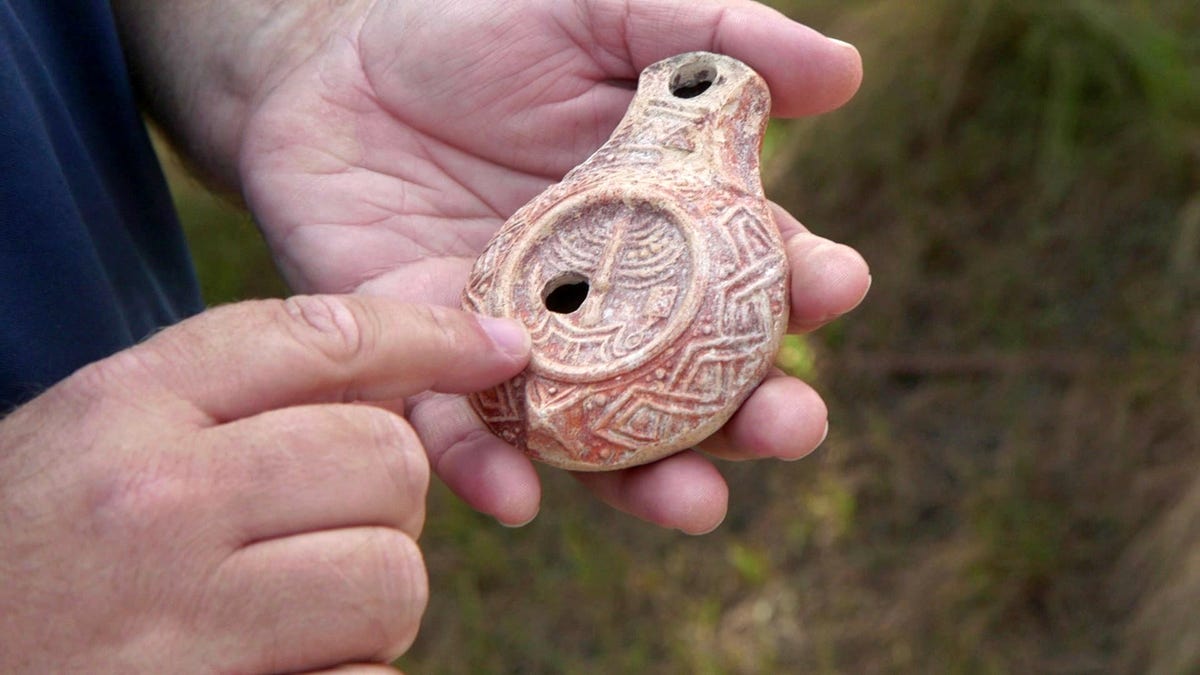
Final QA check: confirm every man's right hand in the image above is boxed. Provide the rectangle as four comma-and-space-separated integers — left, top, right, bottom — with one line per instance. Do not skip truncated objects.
0, 296, 530, 672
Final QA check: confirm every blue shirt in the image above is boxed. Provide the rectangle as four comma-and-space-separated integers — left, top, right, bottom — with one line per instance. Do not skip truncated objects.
0, 0, 202, 409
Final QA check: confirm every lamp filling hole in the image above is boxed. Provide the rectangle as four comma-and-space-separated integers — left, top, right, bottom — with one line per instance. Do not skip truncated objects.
543, 273, 590, 314
670, 64, 716, 99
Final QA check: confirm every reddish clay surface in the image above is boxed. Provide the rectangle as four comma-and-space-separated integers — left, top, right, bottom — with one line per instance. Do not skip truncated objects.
464, 52, 789, 471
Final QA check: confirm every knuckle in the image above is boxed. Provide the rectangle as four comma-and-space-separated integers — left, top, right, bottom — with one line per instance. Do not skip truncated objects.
68, 356, 124, 399
67, 345, 166, 402
414, 304, 469, 353
56, 348, 176, 431
278, 295, 375, 366
359, 405, 417, 448
358, 529, 428, 659
359, 408, 429, 532
84, 453, 191, 539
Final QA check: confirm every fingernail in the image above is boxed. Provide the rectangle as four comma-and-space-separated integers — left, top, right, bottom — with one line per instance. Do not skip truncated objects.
498, 509, 539, 529
854, 274, 873, 309
477, 316, 531, 359
828, 37, 858, 52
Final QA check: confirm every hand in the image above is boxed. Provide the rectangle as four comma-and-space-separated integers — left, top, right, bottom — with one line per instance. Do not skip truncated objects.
0, 296, 529, 671
235, 0, 869, 533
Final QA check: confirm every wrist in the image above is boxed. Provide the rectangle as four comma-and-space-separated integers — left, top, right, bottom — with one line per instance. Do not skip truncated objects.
112, 0, 371, 191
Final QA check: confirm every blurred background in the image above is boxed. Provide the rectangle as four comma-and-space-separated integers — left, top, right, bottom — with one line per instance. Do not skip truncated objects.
161, 1, 1200, 672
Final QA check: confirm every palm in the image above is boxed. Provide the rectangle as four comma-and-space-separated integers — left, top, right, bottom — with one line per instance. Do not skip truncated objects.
236, 0, 868, 532
241, 2, 642, 304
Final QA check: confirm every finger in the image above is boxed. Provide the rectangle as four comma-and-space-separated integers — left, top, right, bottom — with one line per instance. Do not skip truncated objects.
771, 204, 871, 333
406, 392, 542, 527
698, 369, 828, 461
573, 450, 729, 534
579, 0, 863, 117
307, 662, 400, 667
200, 404, 429, 543
203, 527, 427, 673
91, 296, 530, 422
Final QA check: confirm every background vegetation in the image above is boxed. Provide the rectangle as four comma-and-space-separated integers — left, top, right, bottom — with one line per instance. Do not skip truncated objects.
163, 1, 1200, 672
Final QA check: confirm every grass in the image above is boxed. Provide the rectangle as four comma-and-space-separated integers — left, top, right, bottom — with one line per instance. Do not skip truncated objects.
164, 1, 1200, 671
157, 142, 287, 305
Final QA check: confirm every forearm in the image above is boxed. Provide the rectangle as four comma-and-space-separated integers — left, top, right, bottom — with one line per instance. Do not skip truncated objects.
111, 0, 361, 191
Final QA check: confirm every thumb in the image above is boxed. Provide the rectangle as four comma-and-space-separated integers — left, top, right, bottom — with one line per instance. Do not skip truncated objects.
86, 295, 529, 422
583, 0, 862, 117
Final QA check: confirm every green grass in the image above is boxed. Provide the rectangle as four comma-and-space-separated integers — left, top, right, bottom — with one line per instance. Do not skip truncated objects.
164, 1, 1200, 671
158, 140, 287, 304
